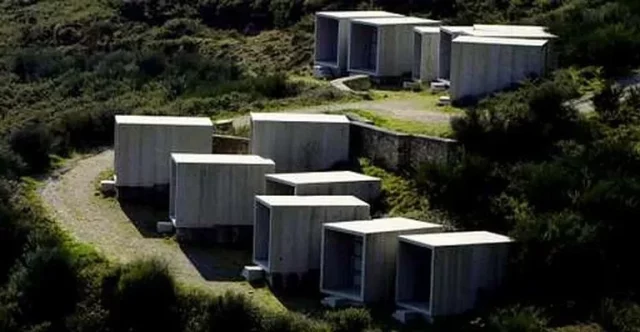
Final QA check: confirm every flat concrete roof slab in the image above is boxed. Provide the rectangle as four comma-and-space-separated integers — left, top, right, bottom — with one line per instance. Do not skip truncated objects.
266, 171, 380, 185
400, 231, 513, 248
440, 26, 474, 34
325, 217, 443, 235
414, 26, 441, 34
453, 35, 548, 47
469, 29, 556, 39
171, 153, 275, 165
115, 115, 213, 126
316, 11, 403, 19
256, 195, 368, 207
250, 112, 350, 124
473, 24, 547, 31
352, 16, 440, 26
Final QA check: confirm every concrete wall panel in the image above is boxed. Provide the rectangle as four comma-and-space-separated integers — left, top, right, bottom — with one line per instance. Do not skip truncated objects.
251, 119, 350, 172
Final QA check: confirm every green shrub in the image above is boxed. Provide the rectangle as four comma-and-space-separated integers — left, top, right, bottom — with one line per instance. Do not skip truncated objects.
487, 306, 548, 332
8, 120, 53, 174
323, 308, 373, 332
596, 299, 640, 332
4, 248, 80, 325
207, 292, 260, 332
104, 259, 178, 332
262, 312, 330, 332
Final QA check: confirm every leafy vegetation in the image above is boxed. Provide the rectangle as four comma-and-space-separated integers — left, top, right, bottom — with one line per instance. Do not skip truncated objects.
0, 0, 640, 331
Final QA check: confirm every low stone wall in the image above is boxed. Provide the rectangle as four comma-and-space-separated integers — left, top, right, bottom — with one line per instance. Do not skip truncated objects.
349, 122, 461, 172
211, 134, 249, 154
211, 123, 460, 171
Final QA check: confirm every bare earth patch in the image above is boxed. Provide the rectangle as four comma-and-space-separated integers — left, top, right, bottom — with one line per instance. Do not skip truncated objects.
39, 150, 285, 311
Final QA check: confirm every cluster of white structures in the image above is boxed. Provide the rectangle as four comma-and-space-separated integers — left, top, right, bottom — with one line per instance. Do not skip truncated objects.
109, 113, 513, 322
314, 11, 557, 101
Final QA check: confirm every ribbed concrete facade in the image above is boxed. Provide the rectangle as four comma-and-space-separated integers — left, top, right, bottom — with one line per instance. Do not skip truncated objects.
315, 11, 402, 75
396, 231, 512, 319
413, 27, 441, 82
450, 36, 548, 101
170, 154, 275, 228
265, 171, 381, 203
114, 115, 213, 188
250, 113, 350, 172
321, 218, 444, 304
348, 17, 441, 77
253, 196, 370, 276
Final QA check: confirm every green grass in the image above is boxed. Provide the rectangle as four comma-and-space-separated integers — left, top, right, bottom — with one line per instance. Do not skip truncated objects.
369, 89, 464, 114
333, 109, 454, 138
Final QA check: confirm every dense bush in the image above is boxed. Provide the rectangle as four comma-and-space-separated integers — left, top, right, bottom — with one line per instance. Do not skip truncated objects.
323, 308, 373, 332
103, 259, 178, 332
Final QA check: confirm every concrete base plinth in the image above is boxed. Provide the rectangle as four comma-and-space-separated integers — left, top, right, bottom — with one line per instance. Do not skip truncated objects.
156, 221, 174, 234
392, 309, 426, 324
116, 185, 169, 207
175, 226, 252, 246
100, 180, 116, 196
264, 270, 320, 294
321, 296, 364, 309
242, 266, 265, 282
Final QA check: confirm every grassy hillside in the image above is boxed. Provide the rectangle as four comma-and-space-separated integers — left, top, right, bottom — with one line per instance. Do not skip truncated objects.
1, 0, 640, 331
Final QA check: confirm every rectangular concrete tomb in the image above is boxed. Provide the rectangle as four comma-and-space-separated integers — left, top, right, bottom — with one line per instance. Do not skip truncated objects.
253, 195, 370, 278
348, 17, 441, 77
413, 26, 441, 83
250, 113, 350, 172
265, 171, 382, 203
114, 115, 214, 191
170, 154, 275, 228
315, 11, 403, 76
396, 231, 513, 319
321, 218, 444, 304
449, 36, 549, 101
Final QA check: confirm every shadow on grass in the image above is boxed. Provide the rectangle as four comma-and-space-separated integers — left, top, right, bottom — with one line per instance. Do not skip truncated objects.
179, 244, 250, 282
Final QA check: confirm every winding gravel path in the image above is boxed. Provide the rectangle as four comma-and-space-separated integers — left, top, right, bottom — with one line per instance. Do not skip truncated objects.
39, 150, 282, 308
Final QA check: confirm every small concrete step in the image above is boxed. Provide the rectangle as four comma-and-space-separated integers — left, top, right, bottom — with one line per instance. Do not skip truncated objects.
392, 309, 424, 324
437, 95, 452, 106
156, 221, 175, 234
320, 296, 363, 309
100, 180, 116, 195
242, 265, 265, 282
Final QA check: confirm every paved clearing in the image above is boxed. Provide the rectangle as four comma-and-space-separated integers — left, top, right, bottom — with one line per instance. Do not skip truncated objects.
39, 150, 285, 310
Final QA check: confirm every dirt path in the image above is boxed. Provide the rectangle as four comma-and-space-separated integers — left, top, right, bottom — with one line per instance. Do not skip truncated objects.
39, 150, 283, 308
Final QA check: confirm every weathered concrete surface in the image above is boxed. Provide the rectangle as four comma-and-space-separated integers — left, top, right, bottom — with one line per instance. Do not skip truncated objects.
170, 154, 275, 228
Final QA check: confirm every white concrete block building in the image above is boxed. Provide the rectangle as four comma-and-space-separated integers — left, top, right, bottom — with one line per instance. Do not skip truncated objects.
449, 36, 549, 101
114, 115, 213, 196
438, 26, 475, 80
265, 171, 381, 203
250, 113, 350, 173
395, 231, 512, 319
320, 218, 444, 305
348, 17, 440, 77
253, 195, 370, 287
170, 154, 275, 228
315, 11, 403, 76
413, 26, 441, 83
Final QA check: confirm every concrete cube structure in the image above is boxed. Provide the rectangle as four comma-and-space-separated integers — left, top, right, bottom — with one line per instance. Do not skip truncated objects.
438, 25, 554, 80
438, 26, 474, 80
348, 17, 440, 77
320, 218, 444, 304
253, 195, 370, 288
450, 36, 549, 101
395, 231, 512, 319
114, 115, 213, 198
250, 113, 350, 173
315, 11, 403, 76
265, 171, 381, 203
170, 154, 275, 229
413, 26, 441, 83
